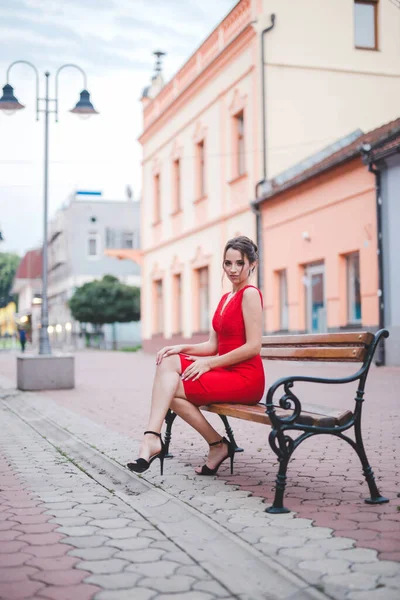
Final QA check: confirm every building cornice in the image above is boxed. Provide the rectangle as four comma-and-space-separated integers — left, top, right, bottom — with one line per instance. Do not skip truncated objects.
139, 25, 256, 145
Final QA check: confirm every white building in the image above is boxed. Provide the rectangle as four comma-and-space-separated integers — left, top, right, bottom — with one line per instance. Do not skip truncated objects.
47, 191, 141, 349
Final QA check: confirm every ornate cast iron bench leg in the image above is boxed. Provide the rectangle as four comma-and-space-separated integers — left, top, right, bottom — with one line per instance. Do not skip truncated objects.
218, 415, 243, 453
266, 429, 292, 514
353, 413, 389, 505
164, 409, 177, 458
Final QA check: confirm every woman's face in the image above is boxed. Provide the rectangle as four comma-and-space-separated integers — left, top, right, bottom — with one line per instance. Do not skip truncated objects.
223, 247, 253, 285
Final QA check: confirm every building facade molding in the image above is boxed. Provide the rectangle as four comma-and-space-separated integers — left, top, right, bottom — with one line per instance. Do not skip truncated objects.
190, 246, 213, 270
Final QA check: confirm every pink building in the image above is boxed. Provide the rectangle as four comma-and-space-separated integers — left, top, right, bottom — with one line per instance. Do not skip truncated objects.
137, 0, 400, 350
257, 118, 400, 337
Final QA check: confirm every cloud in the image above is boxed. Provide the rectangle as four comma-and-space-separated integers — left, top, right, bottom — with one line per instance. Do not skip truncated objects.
0, 0, 43, 15
0, 36, 153, 74
75, 35, 154, 71
1, 15, 81, 41
132, 0, 236, 25
65, 0, 116, 8
114, 15, 195, 43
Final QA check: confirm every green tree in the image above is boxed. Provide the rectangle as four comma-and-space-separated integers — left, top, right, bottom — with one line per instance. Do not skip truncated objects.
69, 275, 140, 348
0, 252, 20, 308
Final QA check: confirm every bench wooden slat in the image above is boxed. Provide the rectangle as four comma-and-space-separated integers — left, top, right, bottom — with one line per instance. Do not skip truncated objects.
261, 332, 374, 347
260, 346, 367, 362
201, 403, 353, 428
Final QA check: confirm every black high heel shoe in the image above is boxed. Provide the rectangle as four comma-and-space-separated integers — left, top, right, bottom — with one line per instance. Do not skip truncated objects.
127, 431, 166, 475
197, 437, 235, 476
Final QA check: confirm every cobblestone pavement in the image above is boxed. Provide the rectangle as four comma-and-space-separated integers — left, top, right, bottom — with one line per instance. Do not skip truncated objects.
1, 403, 319, 600
0, 350, 400, 600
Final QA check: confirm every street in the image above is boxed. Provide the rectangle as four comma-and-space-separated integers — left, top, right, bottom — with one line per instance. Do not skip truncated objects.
1, 349, 400, 600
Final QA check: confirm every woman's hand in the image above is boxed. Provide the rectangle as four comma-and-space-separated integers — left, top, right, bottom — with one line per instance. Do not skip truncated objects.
182, 357, 212, 381
156, 345, 185, 365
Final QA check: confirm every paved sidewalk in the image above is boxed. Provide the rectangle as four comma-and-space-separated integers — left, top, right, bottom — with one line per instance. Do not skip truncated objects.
1, 350, 400, 600
2, 403, 316, 600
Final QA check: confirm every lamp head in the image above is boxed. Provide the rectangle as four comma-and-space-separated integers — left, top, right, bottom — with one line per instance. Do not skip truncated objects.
0, 83, 25, 116
70, 89, 98, 119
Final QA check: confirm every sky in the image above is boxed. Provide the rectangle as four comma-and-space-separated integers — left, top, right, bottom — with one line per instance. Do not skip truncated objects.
0, 0, 236, 256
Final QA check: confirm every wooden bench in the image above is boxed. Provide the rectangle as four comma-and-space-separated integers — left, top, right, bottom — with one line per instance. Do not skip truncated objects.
164, 329, 390, 513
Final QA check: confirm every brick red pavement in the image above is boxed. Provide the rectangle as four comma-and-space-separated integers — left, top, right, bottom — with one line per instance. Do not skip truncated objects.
1, 350, 399, 562
0, 453, 100, 600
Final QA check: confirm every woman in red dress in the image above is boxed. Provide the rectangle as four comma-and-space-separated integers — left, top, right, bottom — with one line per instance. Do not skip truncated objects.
127, 236, 265, 476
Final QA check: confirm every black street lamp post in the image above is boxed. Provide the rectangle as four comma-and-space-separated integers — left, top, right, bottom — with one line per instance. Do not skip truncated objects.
0, 61, 98, 355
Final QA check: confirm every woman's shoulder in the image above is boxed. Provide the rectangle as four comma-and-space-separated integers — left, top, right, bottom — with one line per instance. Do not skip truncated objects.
242, 285, 263, 305
242, 285, 262, 296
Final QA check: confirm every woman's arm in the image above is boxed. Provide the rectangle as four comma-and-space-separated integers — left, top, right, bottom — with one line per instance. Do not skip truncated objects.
208, 287, 262, 369
180, 329, 218, 356
156, 330, 218, 364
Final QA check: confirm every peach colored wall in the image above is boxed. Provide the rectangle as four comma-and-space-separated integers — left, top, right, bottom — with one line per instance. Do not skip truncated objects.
254, 0, 400, 178
139, 0, 400, 345
261, 160, 379, 333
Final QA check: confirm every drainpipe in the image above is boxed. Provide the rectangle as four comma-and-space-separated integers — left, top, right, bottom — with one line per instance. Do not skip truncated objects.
368, 162, 385, 365
252, 14, 276, 291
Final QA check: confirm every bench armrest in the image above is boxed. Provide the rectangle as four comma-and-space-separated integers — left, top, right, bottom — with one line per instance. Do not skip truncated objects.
265, 328, 389, 427
265, 372, 361, 428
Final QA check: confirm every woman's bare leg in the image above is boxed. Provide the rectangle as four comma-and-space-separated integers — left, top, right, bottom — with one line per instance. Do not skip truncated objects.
169, 396, 220, 442
135, 354, 181, 462
170, 396, 231, 473
135, 354, 227, 468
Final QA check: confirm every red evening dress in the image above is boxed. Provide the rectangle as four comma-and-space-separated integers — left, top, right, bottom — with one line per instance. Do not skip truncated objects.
179, 285, 265, 406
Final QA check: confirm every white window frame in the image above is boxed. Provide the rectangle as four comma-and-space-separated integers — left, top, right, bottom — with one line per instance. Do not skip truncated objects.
354, 0, 378, 50
155, 279, 164, 334
279, 270, 289, 331
304, 263, 327, 333
347, 252, 362, 324
122, 231, 134, 249
236, 111, 245, 177
198, 266, 209, 332
87, 232, 100, 260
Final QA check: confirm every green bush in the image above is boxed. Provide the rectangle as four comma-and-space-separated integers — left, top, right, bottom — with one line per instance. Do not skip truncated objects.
120, 345, 142, 352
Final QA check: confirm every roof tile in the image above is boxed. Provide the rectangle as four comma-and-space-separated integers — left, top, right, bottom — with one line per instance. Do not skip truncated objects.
15, 248, 42, 280
260, 117, 400, 201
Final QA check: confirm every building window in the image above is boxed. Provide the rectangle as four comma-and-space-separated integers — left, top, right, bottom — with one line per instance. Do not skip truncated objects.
122, 232, 134, 249
173, 273, 182, 334
105, 228, 115, 249
236, 111, 245, 176
198, 266, 209, 331
173, 159, 181, 212
154, 279, 164, 334
279, 270, 289, 330
153, 173, 161, 223
88, 232, 99, 258
354, 1, 378, 50
106, 229, 137, 249
304, 263, 326, 333
197, 140, 206, 199
347, 252, 362, 323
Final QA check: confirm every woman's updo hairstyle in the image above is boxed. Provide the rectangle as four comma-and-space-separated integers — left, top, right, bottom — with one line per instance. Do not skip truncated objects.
223, 236, 259, 265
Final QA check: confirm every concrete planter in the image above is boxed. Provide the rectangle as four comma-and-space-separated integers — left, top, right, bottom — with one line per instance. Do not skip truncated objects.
17, 354, 75, 390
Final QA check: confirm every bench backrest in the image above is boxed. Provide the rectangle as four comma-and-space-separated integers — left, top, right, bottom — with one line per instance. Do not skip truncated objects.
261, 332, 374, 362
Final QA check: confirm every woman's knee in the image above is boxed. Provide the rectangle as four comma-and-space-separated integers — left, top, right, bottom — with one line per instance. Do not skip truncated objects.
157, 354, 181, 374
